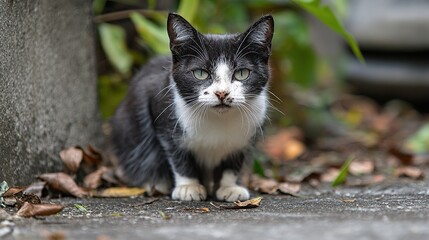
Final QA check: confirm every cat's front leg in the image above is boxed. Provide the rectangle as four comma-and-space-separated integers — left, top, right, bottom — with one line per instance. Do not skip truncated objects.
172, 175, 206, 201
216, 153, 250, 202
169, 150, 207, 201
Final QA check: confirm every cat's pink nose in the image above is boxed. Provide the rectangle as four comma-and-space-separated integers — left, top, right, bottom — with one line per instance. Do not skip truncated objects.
215, 91, 229, 101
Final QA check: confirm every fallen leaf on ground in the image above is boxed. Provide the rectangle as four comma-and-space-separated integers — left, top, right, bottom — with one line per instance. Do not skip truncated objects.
332, 157, 354, 187
181, 207, 210, 213
395, 166, 424, 180
16, 202, 64, 218
79, 145, 103, 166
38, 172, 88, 198
84, 166, 109, 189
93, 187, 145, 197
60, 147, 83, 173
262, 128, 305, 162
349, 160, 374, 175
278, 182, 301, 195
339, 198, 356, 203
405, 123, 429, 154
42, 231, 66, 240
74, 203, 89, 213
24, 181, 47, 197
210, 197, 263, 209
250, 177, 278, 194
96, 235, 112, 240
158, 210, 171, 220
388, 146, 414, 165
234, 197, 263, 208
321, 168, 340, 183
14, 192, 41, 208
2, 187, 25, 197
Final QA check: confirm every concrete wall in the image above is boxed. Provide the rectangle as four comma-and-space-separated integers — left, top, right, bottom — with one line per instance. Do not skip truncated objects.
0, 0, 102, 185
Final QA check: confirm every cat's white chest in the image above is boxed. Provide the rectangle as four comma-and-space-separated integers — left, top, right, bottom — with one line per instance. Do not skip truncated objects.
174, 91, 267, 169
185, 112, 253, 169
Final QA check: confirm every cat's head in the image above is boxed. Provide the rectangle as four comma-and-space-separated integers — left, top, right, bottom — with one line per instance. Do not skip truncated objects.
167, 13, 274, 114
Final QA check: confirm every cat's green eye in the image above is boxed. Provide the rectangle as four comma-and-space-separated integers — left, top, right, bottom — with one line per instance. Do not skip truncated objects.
192, 69, 209, 80
234, 69, 251, 81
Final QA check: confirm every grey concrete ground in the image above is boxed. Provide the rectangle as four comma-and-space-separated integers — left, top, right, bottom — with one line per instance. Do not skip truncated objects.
2, 178, 429, 240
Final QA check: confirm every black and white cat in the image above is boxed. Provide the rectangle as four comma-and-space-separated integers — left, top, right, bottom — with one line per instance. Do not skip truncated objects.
110, 13, 274, 202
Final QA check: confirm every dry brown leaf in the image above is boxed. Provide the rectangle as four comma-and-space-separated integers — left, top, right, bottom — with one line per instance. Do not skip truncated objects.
93, 187, 145, 198
320, 168, 340, 182
263, 127, 305, 162
79, 144, 102, 166
234, 197, 263, 208
181, 207, 210, 213
210, 197, 263, 209
2, 187, 25, 197
278, 182, 301, 195
250, 177, 278, 194
84, 166, 109, 190
39, 172, 88, 198
14, 192, 41, 208
16, 202, 64, 218
60, 147, 83, 173
42, 231, 66, 240
349, 160, 374, 175
284, 139, 306, 160
395, 166, 424, 180
389, 146, 414, 165
24, 181, 47, 198
96, 235, 112, 240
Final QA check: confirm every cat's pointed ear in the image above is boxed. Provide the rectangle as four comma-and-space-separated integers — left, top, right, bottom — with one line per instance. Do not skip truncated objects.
167, 13, 197, 51
242, 15, 274, 50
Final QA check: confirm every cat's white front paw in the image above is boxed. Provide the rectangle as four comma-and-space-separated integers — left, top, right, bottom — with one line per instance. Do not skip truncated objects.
172, 184, 207, 201
216, 186, 250, 202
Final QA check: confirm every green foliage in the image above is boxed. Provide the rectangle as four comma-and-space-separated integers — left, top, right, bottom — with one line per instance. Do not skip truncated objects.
332, 157, 353, 187
74, 203, 89, 213
292, 0, 364, 62
99, 23, 133, 75
272, 11, 316, 87
253, 158, 266, 178
130, 12, 170, 55
177, 0, 200, 25
405, 123, 429, 154
98, 74, 128, 120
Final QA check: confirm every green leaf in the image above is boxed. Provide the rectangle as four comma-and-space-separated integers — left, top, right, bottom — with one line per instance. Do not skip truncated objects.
98, 74, 128, 120
98, 23, 133, 74
253, 158, 266, 177
130, 12, 170, 54
177, 0, 200, 25
332, 157, 353, 187
74, 203, 89, 213
1, 181, 9, 208
92, 0, 106, 15
405, 123, 429, 154
292, 0, 364, 63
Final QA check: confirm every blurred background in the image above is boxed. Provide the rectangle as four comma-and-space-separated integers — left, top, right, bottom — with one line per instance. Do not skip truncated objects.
93, 0, 429, 188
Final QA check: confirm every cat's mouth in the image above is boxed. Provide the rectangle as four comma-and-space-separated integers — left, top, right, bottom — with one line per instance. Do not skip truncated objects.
213, 103, 231, 109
